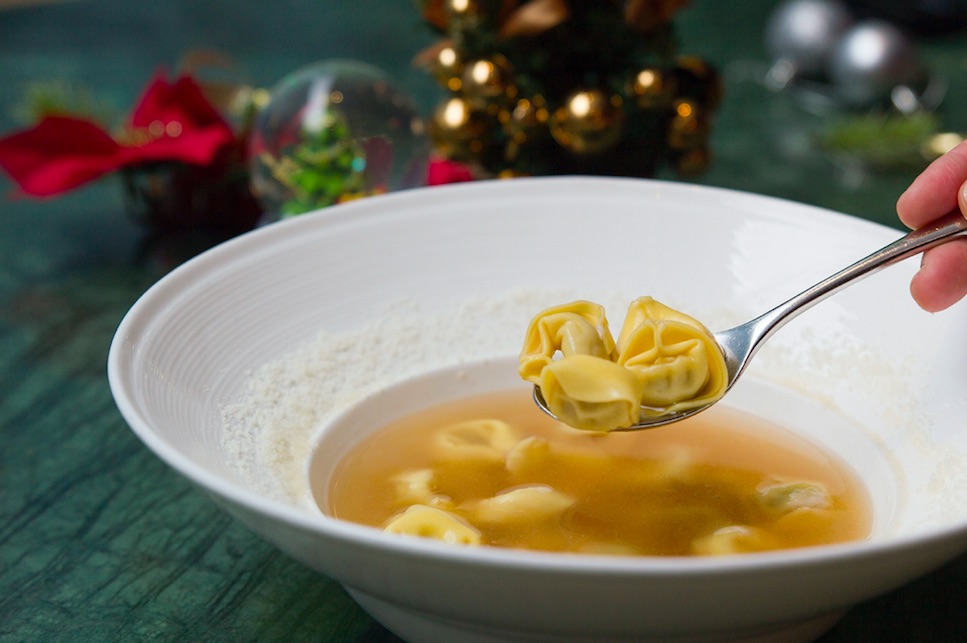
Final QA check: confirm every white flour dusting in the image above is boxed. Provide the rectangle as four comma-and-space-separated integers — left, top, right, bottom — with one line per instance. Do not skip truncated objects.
220, 286, 965, 533
221, 288, 629, 509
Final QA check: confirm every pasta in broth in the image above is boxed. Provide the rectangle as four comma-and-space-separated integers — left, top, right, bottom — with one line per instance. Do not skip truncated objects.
322, 298, 869, 556
519, 298, 729, 431
323, 390, 872, 556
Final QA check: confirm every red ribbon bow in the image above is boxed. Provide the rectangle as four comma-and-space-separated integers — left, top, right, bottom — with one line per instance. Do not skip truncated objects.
0, 73, 235, 197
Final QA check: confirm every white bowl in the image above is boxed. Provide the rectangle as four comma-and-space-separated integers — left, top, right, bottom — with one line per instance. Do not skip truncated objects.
109, 177, 967, 642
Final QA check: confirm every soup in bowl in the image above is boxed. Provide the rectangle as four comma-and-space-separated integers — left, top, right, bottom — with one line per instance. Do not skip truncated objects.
109, 177, 967, 642
313, 359, 879, 557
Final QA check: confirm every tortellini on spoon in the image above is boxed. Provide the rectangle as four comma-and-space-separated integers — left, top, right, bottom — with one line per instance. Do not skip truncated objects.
519, 297, 728, 432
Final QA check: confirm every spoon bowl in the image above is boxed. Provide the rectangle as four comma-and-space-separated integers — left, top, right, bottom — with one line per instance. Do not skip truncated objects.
535, 209, 967, 430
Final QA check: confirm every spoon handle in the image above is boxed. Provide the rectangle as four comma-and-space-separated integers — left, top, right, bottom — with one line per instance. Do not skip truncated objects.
722, 210, 967, 379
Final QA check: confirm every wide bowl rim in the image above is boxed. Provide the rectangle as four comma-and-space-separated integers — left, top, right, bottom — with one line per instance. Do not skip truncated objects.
108, 175, 967, 578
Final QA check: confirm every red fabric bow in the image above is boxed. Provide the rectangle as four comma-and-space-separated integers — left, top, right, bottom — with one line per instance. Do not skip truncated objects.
426, 156, 474, 185
0, 73, 235, 197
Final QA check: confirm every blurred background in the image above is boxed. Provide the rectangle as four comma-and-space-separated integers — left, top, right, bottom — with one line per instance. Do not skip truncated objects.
2, 0, 966, 232
2, 1, 967, 641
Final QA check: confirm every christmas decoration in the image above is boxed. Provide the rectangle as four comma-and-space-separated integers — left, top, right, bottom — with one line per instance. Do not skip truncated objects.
0, 57, 470, 236
248, 60, 431, 221
0, 71, 261, 233
763, 0, 937, 112
0, 74, 237, 197
818, 111, 955, 170
826, 19, 926, 108
426, 156, 476, 184
415, 0, 720, 179
764, 0, 855, 89
549, 88, 624, 155
761, 0, 953, 178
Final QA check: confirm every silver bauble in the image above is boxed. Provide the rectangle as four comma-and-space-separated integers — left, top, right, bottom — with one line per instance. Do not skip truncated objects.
827, 20, 926, 108
764, 0, 854, 81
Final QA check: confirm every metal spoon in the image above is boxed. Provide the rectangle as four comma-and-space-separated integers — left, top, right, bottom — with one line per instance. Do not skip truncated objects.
535, 210, 967, 430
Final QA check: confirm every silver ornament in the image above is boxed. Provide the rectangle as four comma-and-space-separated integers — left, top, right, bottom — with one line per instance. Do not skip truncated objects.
827, 19, 927, 108
764, 0, 854, 88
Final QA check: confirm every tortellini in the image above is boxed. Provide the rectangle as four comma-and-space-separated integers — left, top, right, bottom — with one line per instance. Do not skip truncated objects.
383, 421, 574, 546
519, 297, 728, 431
617, 297, 728, 411
691, 481, 835, 555
504, 436, 550, 475
391, 469, 451, 507
519, 301, 617, 380
758, 480, 831, 514
532, 354, 644, 433
362, 408, 862, 555
469, 484, 575, 524
692, 525, 770, 556
434, 418, 519, 462
383, 505, 482, 545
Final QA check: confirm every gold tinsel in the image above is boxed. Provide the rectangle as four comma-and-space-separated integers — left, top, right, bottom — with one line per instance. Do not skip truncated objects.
416, 0, 718, 178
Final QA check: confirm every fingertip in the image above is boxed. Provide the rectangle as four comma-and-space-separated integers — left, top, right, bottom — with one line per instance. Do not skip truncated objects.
897, 141, 967, 229
896, 183, 921, 230
909, 241, 967, 313
910, 271, 946, 313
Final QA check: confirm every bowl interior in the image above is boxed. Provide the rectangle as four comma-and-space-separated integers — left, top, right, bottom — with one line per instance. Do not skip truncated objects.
307, 356, 901, 544
110, 176, 967, 546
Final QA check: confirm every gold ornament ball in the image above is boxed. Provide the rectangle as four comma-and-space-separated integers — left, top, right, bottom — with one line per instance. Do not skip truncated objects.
667, 99, 709, 150
429, 95, 494, 159
550, 89, 624, 155
503, 95, 550, 144
446, 0, 481, 30
627, 67, 677, 110
674, 56, 723, 110
431, 45, 465, 92
674, 146, 712, 176
462, 54, 517, 108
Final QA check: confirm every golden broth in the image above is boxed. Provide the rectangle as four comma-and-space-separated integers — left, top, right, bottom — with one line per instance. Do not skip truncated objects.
320, 390, 872, 556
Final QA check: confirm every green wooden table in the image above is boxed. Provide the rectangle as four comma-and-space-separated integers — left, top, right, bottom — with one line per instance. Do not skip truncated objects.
2, 1, 967, 640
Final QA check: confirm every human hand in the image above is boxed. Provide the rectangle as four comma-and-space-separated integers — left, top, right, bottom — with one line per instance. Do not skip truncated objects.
896, 140, 967, 312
